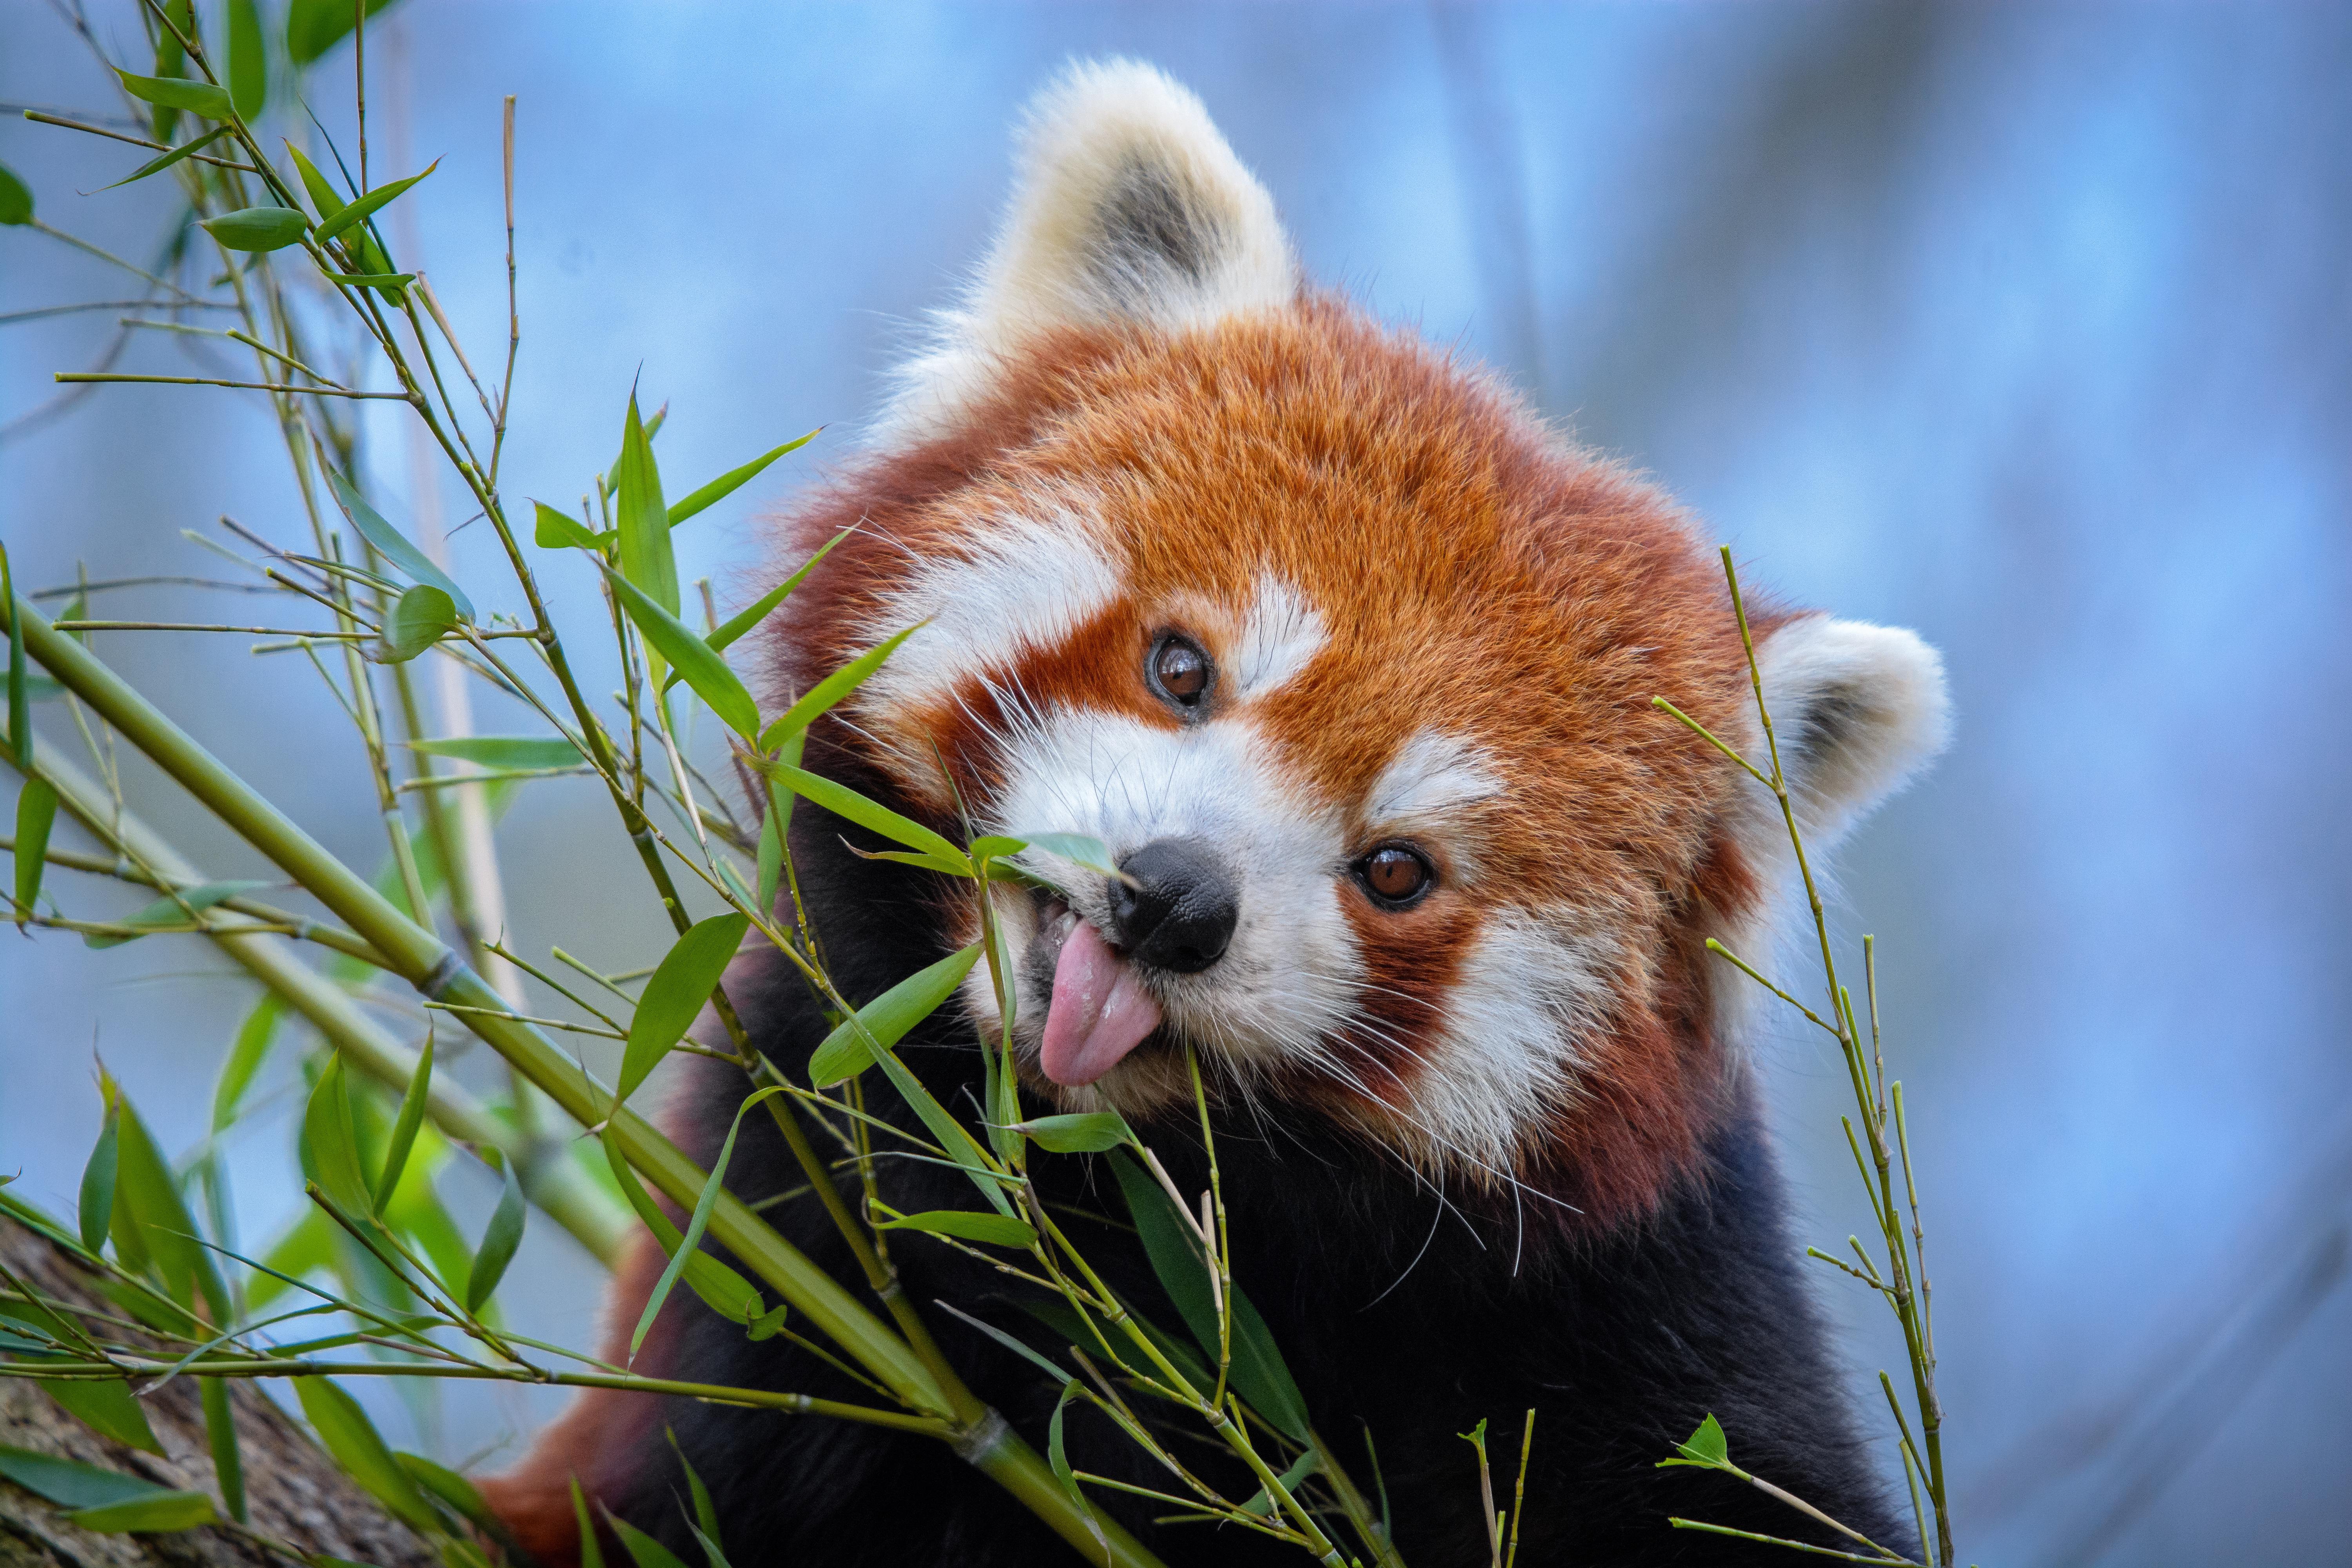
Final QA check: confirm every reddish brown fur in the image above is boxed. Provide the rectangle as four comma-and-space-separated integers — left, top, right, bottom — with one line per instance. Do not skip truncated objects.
766, 296, 1769, 1229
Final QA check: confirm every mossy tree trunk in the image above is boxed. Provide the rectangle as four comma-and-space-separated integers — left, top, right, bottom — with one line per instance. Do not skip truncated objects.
0, 1216, 435, 1568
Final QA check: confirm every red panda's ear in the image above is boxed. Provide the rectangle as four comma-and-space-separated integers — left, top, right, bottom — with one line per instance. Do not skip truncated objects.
884, 59, 1298, 438
1749, 617, 1952, 849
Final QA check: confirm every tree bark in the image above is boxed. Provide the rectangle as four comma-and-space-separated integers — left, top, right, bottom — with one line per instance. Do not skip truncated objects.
0, 1214, 436, 1568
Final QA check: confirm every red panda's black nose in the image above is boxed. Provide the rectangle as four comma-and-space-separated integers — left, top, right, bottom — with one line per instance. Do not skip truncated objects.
1109, 837, 1239, 975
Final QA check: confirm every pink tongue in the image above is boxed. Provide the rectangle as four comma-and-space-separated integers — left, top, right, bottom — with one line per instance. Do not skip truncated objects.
1039, 921, 1163, 1086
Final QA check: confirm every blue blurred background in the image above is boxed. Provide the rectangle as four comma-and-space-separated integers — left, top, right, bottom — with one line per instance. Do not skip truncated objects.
4, 4, 2348, 1563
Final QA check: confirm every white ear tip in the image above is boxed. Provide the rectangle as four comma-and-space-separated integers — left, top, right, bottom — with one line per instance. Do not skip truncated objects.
1758, 617, 1952, 840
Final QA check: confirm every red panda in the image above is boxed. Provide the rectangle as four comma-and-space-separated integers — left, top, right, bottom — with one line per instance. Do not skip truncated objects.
484, 60, 1950, 1567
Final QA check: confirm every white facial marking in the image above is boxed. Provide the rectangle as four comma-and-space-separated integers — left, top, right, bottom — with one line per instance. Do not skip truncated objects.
855, 488, 1116, 721
1397, 908, 1617, 1176
977, 708, 1361, 1085
1367, 730, 1504, 824
1229, 574, 1327, 699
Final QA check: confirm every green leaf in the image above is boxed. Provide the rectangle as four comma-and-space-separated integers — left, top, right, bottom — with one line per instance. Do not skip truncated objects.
1108, 1151, 1310, 1441
628, 1088, 782, 1360
77, 1105, 120, 1254
114, 69, 235, 122
324, 468, 475, 622
372, 584, 458, 664
320, 270, 415, 295
806, 943, 982, 1088
408, 735, 584, 771
200, 1376, 245, 1523
463, 1157, 525, 1312
66, 1490, 217, 1533
286, 0, 401, 65
1009, 832, 1126, 883
571, 1479, 605, 1568
85, 879, 268, 949
745, 1302, 788, 1341
244, 1207, 334, 1312
95, 126, 229, 192
1046, 1379, 1107, 1559
1660, 1413, 1730, 1469
0, 163, 32, 225
618, 913, 750, 1104
43, 1381, 163, 1454
4, 545, 30, 768
761, 762, 969, 871
397, 1451, 498, 1535
293, 1377, 440, 1531
200, 205, 309, 252
1007, 1112, 1134, 1154
615, 393, 678, 617
602, 1142, 763, 1328
753, 760, 789, 915
285, 142, 345, 220
13, 777, 58, 916
0, 1445, 172, 1508
696, 524, 852, 663
110, 1098, 230, 1322
664, 1429, 722, 1563
532, 500, 600, 551
211, 993, 283, 1132
373, 1035, 431, 1214
873, 1209, 1037, 1248
753, 625, 918, 751
604, 1506, 692, 1568
313, 160, 437, 247
225, 0, 266, 119
599, 564, 758, 740
300, 1056, 372, 1220
666, 431, 818, 528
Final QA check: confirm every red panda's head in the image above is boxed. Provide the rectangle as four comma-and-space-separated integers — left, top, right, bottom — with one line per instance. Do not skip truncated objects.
776, 62, 1950, 1223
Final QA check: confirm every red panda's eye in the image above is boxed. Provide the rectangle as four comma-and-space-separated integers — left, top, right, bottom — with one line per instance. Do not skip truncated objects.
1149, 635, 1212, 709
1356, 845, 1435, 907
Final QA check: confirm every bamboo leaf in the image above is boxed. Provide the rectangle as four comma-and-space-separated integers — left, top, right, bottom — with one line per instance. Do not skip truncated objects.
200, 205, 309, 252
4, 545, 29, 766
313, 160, 437, 247
694, 524, 852, 662
285, 142, 345, 219
630, 1088, 783, 1359
1047, 1379, 1107, 1560
532, 500, 600, 550
85, 878, 269, 948
873, 1209, 1037, 1248
201, 1376, 245, 1523
1006, 1112, 1134, 1154
13, 778, 58, 916
665, 1429, 722, 1560
111, 1097, 231, 1322
602, 1142, 763, 1329
293, 1377, 440, 1531
396, 1452, 499, 1535
66, 1490, 217, 1534
225, 0, 266, 119
753, 625, 917, 751
324, 468, 475, 621
599, 564, 758, 739
615, 394, 677, 614
77, 1104, 119, 1254
1009, 832, 1125, 882
408, 736, 584, 771
0, 163, 31, 225
463, 1157, 525, 1312
666, 431, 818, 528
38, 1380, 163, 1454
760, 762, 969, 871
806, 944, 981, 1088
618, 913, 749, 1104
211, 993, 283, 1132
95, 126, 229, 192
114, 69, 235, 122
285, 0, 400, 65
373, 1034, 432, 1214
1659, 1413, 1731, 1469
1108, 1151, 1311, 1441
604, 1506, 692, 1568
570, 1479, 604, 1568
300, 1056, 372, 1221
321, 270, 414, 297
0, 1445, 172, 1509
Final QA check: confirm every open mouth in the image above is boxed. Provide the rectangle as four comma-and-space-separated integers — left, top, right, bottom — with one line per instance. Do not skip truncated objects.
1026, 891, 1165, 1088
